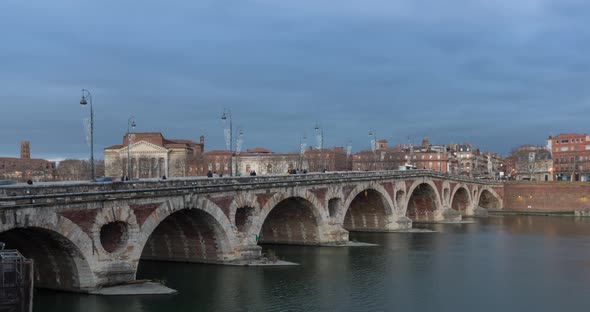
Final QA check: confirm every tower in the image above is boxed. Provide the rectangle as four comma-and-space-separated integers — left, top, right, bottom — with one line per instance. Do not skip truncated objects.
20, 141, 30, 159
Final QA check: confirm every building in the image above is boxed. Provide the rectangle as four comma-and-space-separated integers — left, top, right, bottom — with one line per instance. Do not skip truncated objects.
509, 145, 553, 181
304, 147, 350, 172
547, 133, 590, 181
237, 148, 305, 175
0, 141, 56, 182
352, 138, 454, 173
104, 132, 205, 179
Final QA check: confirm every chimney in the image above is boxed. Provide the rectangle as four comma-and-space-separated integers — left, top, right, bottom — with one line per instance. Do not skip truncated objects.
20, 141, 30, 159
199, 135, 205, 152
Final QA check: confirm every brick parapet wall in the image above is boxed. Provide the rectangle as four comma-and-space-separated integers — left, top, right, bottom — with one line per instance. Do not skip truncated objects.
503, 181, 590, 211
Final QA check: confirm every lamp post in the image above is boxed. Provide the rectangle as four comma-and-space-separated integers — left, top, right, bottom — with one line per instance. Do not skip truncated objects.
127, 116, 136, 180
369, 129, 377, 171
235, 128, 243, 176
299, 135, 307, 171
314, 123, 324, 172
79, 89, 95, 181
221, 110, 233, 176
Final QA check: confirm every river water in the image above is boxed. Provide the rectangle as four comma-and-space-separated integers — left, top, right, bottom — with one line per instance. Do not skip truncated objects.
34, 215, 590, 312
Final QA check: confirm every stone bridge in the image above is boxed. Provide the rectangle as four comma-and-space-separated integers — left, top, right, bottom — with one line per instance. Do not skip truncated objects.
0, 170, 503, 292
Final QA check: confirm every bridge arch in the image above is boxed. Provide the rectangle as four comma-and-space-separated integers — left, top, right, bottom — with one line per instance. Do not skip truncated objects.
450, 184, 472, 213
137, 199, 237, 264
0, 211, 96, 292
254, 190, 327, 245
405, 179, 443, 221
341, 184, 394, 231
478, 187, 503, 209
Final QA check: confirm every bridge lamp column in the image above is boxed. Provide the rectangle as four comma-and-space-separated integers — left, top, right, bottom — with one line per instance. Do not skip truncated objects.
369, 129, 377, 171
127, 116, 136, 180
79, 89, 95, 181
299, 135, 307, 170
235, 128, 243, 176
221, 110, 233, 177
314, 123, 324, 171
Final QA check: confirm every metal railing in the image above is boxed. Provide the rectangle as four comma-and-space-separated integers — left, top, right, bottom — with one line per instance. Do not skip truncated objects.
0, 246, 34, 312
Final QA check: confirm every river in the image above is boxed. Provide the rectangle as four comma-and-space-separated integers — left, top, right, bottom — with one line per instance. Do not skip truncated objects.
34, 215, 590, 312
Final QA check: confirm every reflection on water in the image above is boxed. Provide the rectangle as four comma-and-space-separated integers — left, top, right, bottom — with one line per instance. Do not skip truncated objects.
35, 216, 590, 312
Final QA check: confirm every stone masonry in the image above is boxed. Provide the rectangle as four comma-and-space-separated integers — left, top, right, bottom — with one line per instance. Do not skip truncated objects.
0, 170, 503, 292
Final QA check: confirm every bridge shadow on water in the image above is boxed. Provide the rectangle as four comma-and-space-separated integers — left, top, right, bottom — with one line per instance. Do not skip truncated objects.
34, 215, 590, 312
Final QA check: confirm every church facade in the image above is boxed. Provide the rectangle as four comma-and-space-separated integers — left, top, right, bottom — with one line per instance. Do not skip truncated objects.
104, 132, 205, 179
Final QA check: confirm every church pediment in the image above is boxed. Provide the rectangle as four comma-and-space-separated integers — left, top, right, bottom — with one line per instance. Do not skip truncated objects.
123, 141, 169, 153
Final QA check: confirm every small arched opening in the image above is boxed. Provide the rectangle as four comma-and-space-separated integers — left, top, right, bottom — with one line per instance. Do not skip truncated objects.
235, 206, 255, 233
328, 198, 341, 219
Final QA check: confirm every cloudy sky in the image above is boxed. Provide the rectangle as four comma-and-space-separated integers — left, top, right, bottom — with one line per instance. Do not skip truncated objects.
1, 0, 589, 159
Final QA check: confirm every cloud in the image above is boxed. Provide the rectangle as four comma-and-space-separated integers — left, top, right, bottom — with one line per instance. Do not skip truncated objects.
1, 0, 589, 158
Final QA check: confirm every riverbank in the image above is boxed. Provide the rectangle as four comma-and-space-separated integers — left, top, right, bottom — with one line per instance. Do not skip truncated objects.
489, 209, 575, 216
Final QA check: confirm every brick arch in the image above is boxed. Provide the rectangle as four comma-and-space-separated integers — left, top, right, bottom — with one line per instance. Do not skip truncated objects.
136, 198, 238, 264
0, 210, 96, 291
339, 184, 394, 231
405, 179, 443, 221
254, 189, 328, 233
477, 187, 503, 209
252, 189, 327, 245
450, 184, 472, 213
339, 183, 394, 224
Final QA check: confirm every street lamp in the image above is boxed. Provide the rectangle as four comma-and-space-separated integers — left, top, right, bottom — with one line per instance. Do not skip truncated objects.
299, 135, 307, 171
369, 129, 377, 171
79, 89, 95, 181
221, 110, 233, 176
235, 128, 243, 176
127, 116, 136, 180
314, 123, 324, 171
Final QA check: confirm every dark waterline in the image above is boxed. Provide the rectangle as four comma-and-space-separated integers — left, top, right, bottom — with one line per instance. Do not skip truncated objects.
34, 216, 590, 312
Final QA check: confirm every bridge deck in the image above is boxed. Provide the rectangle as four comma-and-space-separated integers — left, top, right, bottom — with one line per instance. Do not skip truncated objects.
0, 170, 502, 209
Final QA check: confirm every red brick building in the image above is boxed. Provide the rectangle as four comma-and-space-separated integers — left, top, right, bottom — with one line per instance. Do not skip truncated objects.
304, 147, 350, 172
352, 138, 453, 173
0, 141, 56, 182
547, 133, 590, 181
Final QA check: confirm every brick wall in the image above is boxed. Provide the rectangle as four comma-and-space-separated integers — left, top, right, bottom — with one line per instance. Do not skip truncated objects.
503, 182, 590, 211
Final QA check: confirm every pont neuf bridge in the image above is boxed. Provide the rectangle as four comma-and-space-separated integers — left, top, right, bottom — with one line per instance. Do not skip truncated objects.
0, 170, 503, 292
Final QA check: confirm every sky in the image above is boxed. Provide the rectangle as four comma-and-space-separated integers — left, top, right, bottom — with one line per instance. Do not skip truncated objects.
1, 0, 589, 160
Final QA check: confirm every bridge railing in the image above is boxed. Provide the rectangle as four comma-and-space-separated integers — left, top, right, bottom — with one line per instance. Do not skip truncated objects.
0, 170, 502, 208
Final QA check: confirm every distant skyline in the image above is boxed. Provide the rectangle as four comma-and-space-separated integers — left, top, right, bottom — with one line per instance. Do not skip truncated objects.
2, 0, 590, 159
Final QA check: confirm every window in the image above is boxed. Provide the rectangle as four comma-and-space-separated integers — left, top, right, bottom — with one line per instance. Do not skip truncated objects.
561, 147, 568, 152
561, 139, 569, 143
